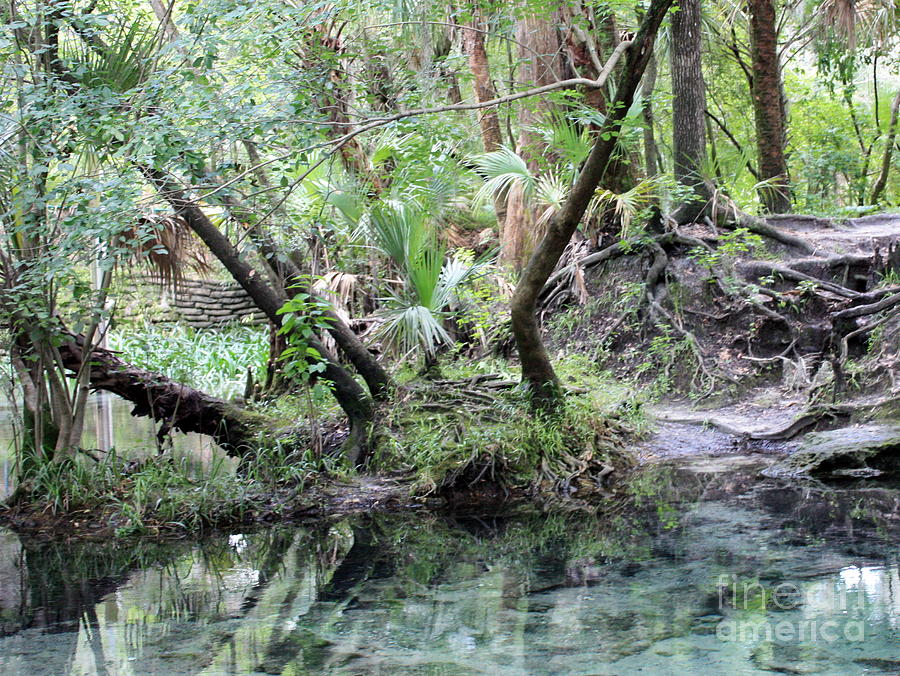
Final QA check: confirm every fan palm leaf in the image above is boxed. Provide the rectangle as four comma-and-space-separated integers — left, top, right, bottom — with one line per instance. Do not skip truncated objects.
69, 20, 160, 92
471, 147, 536, 207
369, 203, 492, 356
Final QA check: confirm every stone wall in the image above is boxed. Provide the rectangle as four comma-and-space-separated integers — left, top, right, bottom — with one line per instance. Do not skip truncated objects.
169, 278, 266, 328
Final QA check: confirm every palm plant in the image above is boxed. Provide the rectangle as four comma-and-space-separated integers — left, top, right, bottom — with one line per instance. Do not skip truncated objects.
367, 203, 489, 359
471, 142, 664, 239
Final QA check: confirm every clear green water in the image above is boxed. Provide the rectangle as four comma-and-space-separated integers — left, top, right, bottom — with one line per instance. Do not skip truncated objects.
0, 457, 897, 675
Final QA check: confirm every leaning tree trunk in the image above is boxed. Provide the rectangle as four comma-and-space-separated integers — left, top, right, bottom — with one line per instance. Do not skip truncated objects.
510, 0, 673, 404
141, 167, 375, 465
870, 88, 900, 204
670, 0, 711, 223
219, 149, 391, 401
748, 0, 791, 213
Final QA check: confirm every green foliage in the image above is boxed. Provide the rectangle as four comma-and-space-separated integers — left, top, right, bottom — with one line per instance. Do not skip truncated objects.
368, 203, 492, 358
18, 443, 321, 535
372, 356, 645, 493
471, 146, 536, 207
688, 227, 764, 289
109, 322, 268, 399
634, 326, 699, 398
276, 284, 334, 384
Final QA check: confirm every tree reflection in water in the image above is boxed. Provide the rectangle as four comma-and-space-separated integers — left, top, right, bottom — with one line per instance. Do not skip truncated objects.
0, 461, 898, 675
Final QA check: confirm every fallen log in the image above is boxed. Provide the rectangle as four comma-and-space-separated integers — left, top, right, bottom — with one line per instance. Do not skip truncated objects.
57, 330, 273, 456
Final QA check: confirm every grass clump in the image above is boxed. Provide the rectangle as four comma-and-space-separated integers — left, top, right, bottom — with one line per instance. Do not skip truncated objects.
371, 355, 647, 496
10, 442, 322, 536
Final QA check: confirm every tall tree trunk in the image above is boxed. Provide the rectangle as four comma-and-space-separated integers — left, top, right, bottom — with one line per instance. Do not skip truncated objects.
462, 22, 503, 153
433, 25, 463, 104
503, 10, 568, 269
511, 0, 673, 404
670, 0, 711, 223
641, 51, 661, 176
748, 0, 791, 213
562, 3, 640, 206
141, 167, 375, 464
462, 18, 507, 224
870, 88, 900, 204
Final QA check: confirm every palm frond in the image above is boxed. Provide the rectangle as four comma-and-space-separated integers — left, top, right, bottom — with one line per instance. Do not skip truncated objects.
587, 176, 666, 238
369, 203, 495, 357
534, 171, 570, 228
125, 213, 211, 288
69, 20, 160, 92
470, 147, 536, 207
432, 253, 493, 310
406, 245, 445, 308
377, 304, 452, 356
368, 201, 433, 271
532, 114, 592, 169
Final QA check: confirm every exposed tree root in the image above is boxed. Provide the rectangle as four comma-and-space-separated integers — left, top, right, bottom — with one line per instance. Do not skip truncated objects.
711, 197, 815, 254
750, 396, 900, 441
832, 290, 900, 320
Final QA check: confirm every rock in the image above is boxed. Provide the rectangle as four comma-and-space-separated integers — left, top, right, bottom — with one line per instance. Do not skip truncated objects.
762, 423, 900, 479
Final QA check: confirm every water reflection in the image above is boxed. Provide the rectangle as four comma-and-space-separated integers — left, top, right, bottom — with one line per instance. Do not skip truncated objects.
0, 460, 897, 675
0, 393, 220, 500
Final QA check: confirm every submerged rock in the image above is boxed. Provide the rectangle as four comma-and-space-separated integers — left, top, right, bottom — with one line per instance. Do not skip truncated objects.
762, 423, 900, 479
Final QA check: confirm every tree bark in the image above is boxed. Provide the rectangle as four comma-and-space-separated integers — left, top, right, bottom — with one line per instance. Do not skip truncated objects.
230, 145, 392, 400
748, 0, 791, 213
148, 0, 179, 42
670, 0, 711, 223
462, 23, 503, 153
141, 167, 375, 464
870, 88, 900, 204
641, 51, 661, 176
502, 10, 569, 269
462, 18, 507, 224
562, 3, 639, 203
510, 0, 673, 403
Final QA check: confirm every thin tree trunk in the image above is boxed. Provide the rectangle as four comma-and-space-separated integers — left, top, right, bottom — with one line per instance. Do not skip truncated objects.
510, 0, 673, 404
748, 0, 791, 213
148, 0, 178, 42
561, 2, 640, 227
462, 23, 503, 152
641, 51, 661, 176
670, 0, 710, 223
502, 11, 567, 269
870, 88, 900, 204
141, 167, 375, 464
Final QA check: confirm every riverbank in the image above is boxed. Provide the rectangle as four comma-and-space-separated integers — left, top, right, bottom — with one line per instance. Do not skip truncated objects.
2, 449, 898, 675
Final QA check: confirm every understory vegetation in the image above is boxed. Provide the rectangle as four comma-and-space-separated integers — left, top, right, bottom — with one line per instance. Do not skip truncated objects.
0, 0, 898, 534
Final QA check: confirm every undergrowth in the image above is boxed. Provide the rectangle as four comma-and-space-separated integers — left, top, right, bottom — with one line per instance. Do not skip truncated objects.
372, 356, 647, 495
108, 322, 268, 399
13, 443, 324, 536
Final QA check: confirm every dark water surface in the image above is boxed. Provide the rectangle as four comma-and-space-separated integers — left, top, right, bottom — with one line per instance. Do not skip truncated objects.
0, 456, 897, 675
